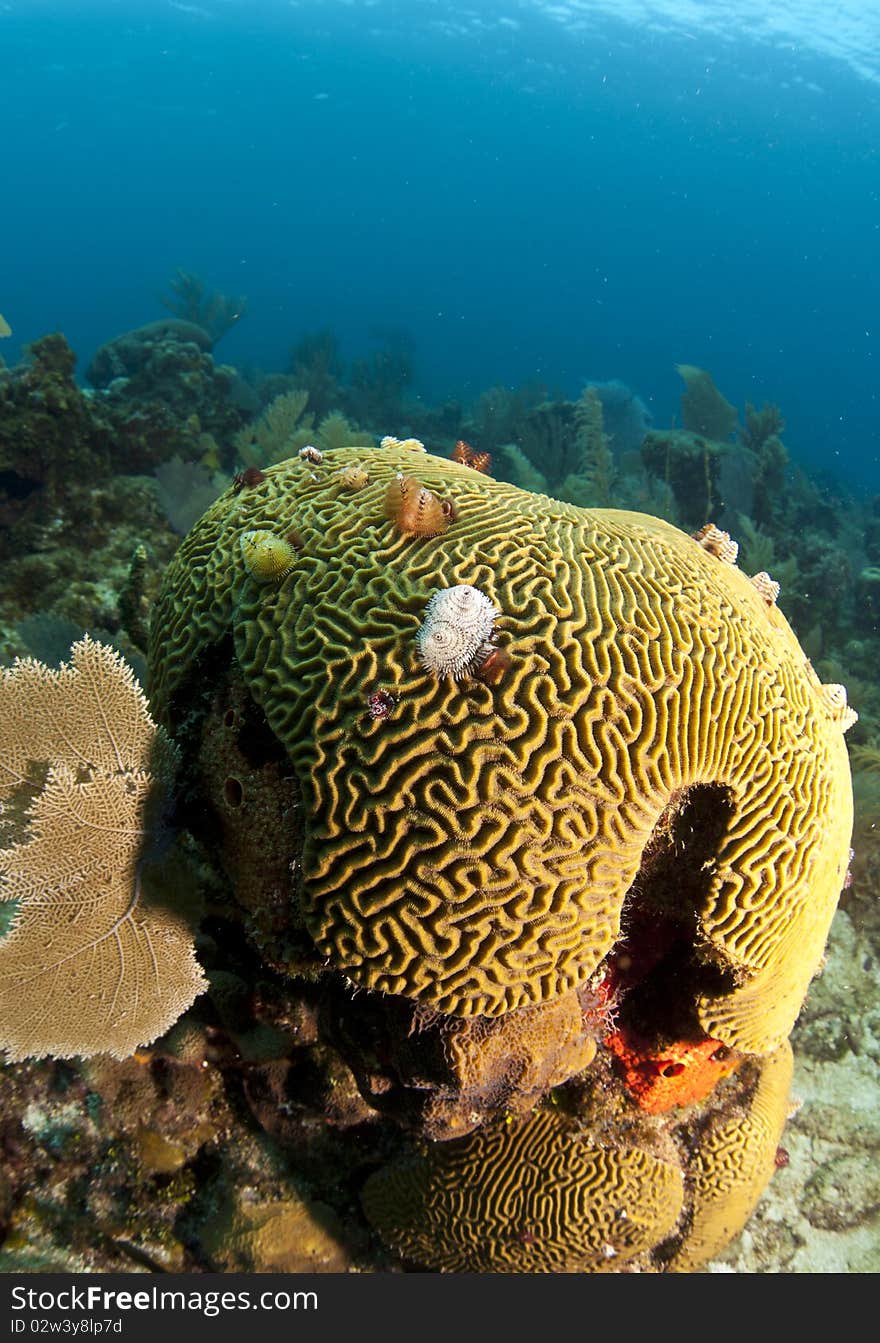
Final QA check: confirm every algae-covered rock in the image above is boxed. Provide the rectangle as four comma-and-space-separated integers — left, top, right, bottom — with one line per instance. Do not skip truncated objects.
801, 1155, 880, 1231
199, 1194, 351, 1273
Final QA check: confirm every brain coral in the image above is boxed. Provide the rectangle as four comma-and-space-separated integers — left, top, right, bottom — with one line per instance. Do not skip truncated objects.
147, 444, 853, 1053
361, 1106, 685, 1272
360, 1044, 792, 1273
666, 1041, 794, 1271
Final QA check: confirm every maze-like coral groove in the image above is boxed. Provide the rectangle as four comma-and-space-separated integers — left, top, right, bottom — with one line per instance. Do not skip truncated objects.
361, 1107, 684, 1272
668, 1042, 794, 1271
148, 446, 853, 1047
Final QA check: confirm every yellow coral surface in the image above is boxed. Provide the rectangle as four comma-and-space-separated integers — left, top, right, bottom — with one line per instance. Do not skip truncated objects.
148, 446, 853, 1049
361, 1106, 684, 1272
668, 1042, 794, 1271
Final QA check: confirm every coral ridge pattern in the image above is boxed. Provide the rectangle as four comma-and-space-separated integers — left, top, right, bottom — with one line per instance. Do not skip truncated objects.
0, 435, 855, 1275
362, 1105, 685, 1272
149, 445, 852, 1054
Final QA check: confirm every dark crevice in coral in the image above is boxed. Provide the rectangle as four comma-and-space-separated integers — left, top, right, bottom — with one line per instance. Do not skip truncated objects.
233, 698, 289, 771
158, 636, 240, 812
609, 783, 738, 1042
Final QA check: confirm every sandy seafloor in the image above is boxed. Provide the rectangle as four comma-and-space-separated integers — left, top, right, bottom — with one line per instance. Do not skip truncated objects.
709, 909, 880, 1272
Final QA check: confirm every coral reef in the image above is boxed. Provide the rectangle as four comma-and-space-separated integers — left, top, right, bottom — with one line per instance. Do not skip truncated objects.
0, 1044, 223, 1272
0, 472, 177, 670
154, 456, 230, 537
232, 390, 372, 468
86, 321, 247, 467
159, 269, 247, 345
0, 334, 115, 529
558, 385, 616, 507
641, 428, 725, 528
135, 441, 853, 1271
288, 329, 345, 421
511, 398, 579, 487
87, 319, 213, 386
641, 383, 790, 534
347, 331, 415, 427
232, 389, 312, 465
586, 378, 652, 456
490, 386, 657, 516
0, 317, 874, 1277
676, 364, 739, 441
0, 332, 190, 662
466, 382, 548, 458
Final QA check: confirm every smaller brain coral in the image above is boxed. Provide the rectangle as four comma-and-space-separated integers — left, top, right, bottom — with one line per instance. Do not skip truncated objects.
667, 1042, 793, 1271
416, 583, 499, 678
362, 1107, 684, 1272
361, 1043, 796, 1273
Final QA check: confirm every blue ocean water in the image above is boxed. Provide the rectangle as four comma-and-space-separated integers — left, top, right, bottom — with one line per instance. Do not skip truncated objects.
2, 0, 879, 485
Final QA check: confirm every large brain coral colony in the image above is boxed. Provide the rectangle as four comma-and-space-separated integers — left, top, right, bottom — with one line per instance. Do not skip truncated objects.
145, 440, 854, 1272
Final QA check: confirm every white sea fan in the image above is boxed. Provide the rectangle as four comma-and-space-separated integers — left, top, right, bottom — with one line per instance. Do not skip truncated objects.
416, 584, 499, 679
